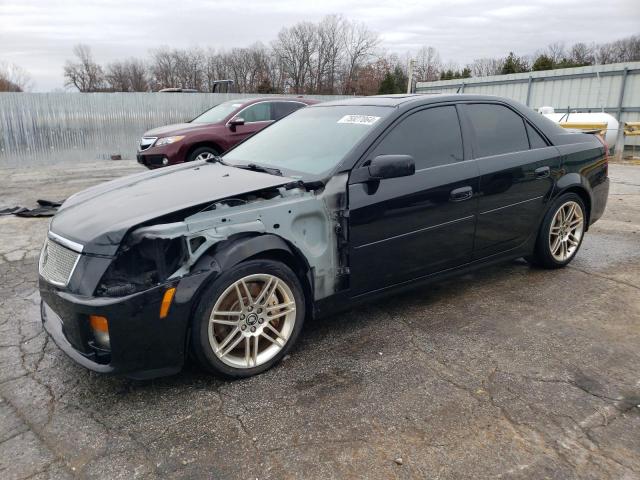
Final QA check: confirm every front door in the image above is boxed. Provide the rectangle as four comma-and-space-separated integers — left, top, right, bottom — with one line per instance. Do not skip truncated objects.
228, 102, 274, 143
348, 105, 480, 296
460, 103, 562, 258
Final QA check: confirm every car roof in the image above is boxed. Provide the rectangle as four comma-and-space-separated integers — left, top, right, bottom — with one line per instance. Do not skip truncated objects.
312, 93, 521, 108
231, 97, 318, 106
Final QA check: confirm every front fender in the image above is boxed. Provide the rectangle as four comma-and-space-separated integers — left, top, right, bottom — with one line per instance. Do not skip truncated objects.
197, 233, 300, 272
188, 233, 314, 321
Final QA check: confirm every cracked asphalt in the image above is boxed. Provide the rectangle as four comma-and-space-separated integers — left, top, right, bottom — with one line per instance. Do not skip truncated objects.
0, 161, 639, 480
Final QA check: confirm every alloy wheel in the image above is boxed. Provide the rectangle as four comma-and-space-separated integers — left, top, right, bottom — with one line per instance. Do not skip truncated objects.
548, 200, 584, 262
195, 152, 216, 161
208, 274, 297, 369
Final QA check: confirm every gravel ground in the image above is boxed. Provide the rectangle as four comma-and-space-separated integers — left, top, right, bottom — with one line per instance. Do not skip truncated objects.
0, 160, 639, 480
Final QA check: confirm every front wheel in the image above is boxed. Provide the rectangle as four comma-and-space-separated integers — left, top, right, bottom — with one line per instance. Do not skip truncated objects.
191, 259, 305, 378
527, 193, 586, 269
187, 146, 220, 163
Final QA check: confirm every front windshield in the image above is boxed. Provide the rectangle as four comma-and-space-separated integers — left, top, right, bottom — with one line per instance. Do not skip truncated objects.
223, 105, 392, 176
191, 101, 243, 123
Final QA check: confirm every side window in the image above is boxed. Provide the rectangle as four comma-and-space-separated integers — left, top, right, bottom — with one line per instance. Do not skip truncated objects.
371, 106, 464, 170
526, 123, 548, 149
466, 104, 529, 157
239, 102, 273, 122
273, 102, 306, 120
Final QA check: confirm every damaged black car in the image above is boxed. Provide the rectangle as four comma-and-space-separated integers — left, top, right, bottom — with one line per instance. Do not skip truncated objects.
38, 94, 609, 379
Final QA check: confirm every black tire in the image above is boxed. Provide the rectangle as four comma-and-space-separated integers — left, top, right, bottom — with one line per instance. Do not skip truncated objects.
191, 259, 306, 379
527, 193, 587, 269
187, 146, 220, 163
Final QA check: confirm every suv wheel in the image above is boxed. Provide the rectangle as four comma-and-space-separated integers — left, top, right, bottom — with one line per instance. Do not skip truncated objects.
528, 193, 586, 269
191, 259, 305, 378
188, 146, 220, 162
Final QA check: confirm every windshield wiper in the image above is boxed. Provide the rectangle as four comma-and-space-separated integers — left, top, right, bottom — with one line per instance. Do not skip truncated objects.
205, 155, 228, 165
235, 163, 283, 176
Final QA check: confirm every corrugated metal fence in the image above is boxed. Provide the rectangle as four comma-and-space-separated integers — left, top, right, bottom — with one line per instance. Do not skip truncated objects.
416, 61, 640, 148
0, 93, 347, 167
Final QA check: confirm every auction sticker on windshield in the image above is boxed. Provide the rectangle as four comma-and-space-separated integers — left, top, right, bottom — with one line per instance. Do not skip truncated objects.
337, 115, 381, 125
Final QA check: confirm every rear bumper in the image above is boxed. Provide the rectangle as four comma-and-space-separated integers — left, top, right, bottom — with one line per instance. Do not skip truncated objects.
589, 177, 609, 225
39, 278, 192, 380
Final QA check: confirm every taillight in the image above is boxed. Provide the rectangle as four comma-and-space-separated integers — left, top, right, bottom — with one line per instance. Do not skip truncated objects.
595, 134, 609, 176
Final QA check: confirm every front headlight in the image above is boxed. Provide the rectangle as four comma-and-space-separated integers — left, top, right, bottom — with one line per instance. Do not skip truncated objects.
96, 237, 187, 297
155, 135, 185, 146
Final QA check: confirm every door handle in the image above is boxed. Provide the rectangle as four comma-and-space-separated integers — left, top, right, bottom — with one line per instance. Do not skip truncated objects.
450, 186, 473, 202
535, 166, 550, 179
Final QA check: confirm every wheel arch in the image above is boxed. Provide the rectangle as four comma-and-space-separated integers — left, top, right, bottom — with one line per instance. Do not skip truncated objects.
185, 141, 223, 160
553, 174, 592, 228
189, 233, 314, 322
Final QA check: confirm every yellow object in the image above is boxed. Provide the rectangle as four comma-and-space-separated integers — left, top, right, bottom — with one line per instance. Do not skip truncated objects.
624, 122, 640, 136
559, 122, 608, 135
160, 287, 176, 319
89, 315, 109, 333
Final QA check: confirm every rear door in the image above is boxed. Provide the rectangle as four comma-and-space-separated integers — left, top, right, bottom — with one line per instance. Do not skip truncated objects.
460, 102, 561, 259
348, 104, 480, 295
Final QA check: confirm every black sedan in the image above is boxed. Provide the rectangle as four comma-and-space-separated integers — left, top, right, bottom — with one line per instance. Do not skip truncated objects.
38, 94, 609, 379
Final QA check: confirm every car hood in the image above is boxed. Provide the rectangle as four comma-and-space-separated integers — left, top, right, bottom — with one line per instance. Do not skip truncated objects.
50, 161, 294, 256
143, 122, 222, 137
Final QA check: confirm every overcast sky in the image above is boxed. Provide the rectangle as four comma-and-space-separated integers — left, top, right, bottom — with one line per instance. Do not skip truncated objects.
1, 0, 638, 91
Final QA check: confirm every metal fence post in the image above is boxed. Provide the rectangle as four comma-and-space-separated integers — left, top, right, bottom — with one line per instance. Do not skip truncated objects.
615, 68, 629, 161
525, 76, 533, 107
617, 68, 628, 121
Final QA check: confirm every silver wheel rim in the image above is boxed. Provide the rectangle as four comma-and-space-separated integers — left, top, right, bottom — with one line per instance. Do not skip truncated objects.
549, 200, 584, 262
195, 152, 216, 161
208, 274, 297, 369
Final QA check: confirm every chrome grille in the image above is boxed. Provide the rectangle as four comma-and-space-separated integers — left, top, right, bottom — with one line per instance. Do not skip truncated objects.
39, 238, 81, 287
139, 136, 157, 151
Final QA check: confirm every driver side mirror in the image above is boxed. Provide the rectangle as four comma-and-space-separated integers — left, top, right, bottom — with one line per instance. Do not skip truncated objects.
228, 117, 245, 131
351, 154, 415, 183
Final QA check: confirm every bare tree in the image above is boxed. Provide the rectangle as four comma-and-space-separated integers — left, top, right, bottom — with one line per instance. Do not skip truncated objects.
311, 15, 345, 93
105, 61, 130, 91
470, 57, 503, 77
249, 42, 276, 92
342, 20, 379, 94
63, 44, 104, 92
273, 22, 317, 93
127, 59, 149, 92
148, 47, 178, 90
546, 42, 566, 65
606, 35, 640, 62
353, 55, 392, 95
414, 46, 441, 81
570, 42, 595, 65
174, 48, 204, 90
0, 62, 33, 91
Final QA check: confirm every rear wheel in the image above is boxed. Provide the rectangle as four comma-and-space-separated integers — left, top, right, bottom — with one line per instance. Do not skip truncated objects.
188, 146, 220, 163
527, 193, 586, 269
191, 259, 305, 378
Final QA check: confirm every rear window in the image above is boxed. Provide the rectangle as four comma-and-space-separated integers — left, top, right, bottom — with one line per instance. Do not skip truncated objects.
466, 104, 529, 157
526, 123, 548, 149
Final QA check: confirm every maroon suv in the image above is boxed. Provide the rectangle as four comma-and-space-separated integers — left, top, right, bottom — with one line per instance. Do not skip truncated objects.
137, 97, 318, 168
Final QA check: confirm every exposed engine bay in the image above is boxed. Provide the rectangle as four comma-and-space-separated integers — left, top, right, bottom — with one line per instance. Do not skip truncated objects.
97, 174, 349, 300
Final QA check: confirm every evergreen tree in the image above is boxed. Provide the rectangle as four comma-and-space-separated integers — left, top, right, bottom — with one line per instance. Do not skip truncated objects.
501, 52, 529, 74
532, 54, 554, 71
